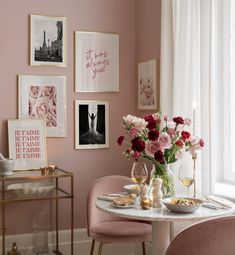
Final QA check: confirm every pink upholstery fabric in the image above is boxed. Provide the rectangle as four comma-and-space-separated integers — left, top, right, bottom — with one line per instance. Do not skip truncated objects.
166, 216, 235, 255
90, 221, 152, 243
87, 175, 152, 243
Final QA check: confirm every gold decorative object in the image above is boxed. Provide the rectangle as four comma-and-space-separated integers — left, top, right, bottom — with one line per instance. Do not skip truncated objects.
40, 167, 49, 175
141, 198, 152, 210
48, 165, 57, 174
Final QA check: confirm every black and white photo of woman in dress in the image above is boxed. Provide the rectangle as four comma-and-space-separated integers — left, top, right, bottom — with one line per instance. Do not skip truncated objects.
79, 103, 106, 145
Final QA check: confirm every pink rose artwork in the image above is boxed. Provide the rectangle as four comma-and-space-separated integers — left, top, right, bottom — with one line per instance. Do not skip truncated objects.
28, 86, 57, 127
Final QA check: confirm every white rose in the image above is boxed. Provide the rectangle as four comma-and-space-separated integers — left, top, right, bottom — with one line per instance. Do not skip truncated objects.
123, 115, 135, 126
133, 117, 148, 131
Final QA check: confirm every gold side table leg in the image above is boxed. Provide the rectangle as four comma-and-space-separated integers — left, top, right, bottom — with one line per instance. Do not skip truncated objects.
56, 178, 59, 253
2, 180, 5, 255
71, 175, 74, 255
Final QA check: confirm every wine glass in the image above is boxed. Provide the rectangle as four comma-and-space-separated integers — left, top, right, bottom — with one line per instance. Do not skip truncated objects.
178, 153, 194, 197
131, 161, 148, 199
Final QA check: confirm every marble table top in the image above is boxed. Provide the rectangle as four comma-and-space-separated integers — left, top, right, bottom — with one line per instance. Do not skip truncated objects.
96, 199, 235, 222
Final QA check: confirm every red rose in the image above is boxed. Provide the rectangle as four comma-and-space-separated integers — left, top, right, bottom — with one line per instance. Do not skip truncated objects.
148, 129, 159, 141
154, 150, 164, 164
175, 140, 184, 148
173, 116, 184, 125
181, 131, 191, 141
117, 136, 124, 146
131, 137, 145, 152
199, 139, 205, 148
144, 115, 157, 129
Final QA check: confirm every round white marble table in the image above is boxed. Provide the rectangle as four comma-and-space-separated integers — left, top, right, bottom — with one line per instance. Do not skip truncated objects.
96, 199, 235, 255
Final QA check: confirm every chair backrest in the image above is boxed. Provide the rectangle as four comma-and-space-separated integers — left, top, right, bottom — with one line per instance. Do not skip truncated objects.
166, 215, 235, 255
87, 175, 133, 236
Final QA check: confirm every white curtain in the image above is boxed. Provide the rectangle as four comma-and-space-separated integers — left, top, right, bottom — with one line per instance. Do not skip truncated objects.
160, 0, 228, 195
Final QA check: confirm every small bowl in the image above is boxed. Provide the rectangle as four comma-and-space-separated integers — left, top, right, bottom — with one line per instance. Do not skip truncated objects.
163, 197, 203, 213
7, 182, 55, 196
0, 159, 15, 176
123, 184, 140, 195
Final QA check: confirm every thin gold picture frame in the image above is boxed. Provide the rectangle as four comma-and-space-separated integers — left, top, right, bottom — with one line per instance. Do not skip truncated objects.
8, 119, 47, 170
30, 14, 67, 67
74, 100, 109, 149
75, 31, 119, 92
18, 74, 67, 138
138, 59, 159, 110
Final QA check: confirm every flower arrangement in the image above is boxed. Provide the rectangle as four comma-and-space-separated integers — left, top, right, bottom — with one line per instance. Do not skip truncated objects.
117, 113, 204, 196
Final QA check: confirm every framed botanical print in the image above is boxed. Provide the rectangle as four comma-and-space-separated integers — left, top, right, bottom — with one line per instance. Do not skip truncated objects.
18, 75, 66, 137
75, 100, 109, 149
75, 31, 119, 92
30, 14, 67, 66
138, 59, 158, 110
8, 119, 47, 170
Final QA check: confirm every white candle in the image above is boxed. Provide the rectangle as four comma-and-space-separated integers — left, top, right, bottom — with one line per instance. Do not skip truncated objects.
192, 102, 196, 136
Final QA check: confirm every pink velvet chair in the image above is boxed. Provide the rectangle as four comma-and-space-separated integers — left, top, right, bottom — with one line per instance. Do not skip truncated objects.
87, 175, 152, 255
165, 215, 235, 255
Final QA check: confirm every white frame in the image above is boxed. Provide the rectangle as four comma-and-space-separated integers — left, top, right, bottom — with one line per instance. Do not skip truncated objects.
138, 59, 158, 110
30, 14, 67, 66
75, 31, 119, 92
75, 100, 109, 149
18, 75, 66, 137
8, 119, 47, 170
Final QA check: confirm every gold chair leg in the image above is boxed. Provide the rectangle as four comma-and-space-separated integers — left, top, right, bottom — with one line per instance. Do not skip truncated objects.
90, 239, 95, 255
98, 242, 104, 255
142, 242, 146, 255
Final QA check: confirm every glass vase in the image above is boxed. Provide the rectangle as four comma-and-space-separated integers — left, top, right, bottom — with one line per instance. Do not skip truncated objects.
149, 163, 175, 198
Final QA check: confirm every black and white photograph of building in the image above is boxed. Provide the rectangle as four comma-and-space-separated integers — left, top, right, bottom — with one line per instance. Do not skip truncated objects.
75, 101, 109, 149
30, 15, 67, 66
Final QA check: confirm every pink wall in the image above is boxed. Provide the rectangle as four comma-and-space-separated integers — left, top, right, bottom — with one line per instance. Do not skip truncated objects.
0, 0, 161, 234
0, 0, 136, 233
135, 0, 161, 116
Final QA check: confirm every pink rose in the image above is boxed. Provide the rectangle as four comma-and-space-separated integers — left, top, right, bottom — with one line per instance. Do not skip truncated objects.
159, 133, 171, 149
130, 150, 142, 159
164, 115, 168, 121
145, 141, 161, 156
189, 137, 205, 156
184, 118, 191, 126
167, 121, 176, 136
41, 86, 56, 100
29, 86, 40, 98
129, 127, 138, 138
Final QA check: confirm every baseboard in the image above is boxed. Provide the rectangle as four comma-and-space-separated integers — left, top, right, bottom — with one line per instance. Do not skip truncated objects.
2, 228, 151, 255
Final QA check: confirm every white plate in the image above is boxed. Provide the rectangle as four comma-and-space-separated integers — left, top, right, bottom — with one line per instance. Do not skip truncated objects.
123, 184, 140, 195
113, 204, 134, 209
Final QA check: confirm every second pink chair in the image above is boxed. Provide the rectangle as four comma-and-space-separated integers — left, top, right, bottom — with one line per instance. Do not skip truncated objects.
87, 175, 152, 255
166, 215, 235, 255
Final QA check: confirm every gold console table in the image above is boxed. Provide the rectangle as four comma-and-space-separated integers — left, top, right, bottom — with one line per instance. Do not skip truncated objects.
0, 168, 74, 255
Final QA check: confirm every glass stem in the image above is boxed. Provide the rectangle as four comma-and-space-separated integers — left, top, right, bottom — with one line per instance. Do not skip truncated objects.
186, 187, 189, 198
